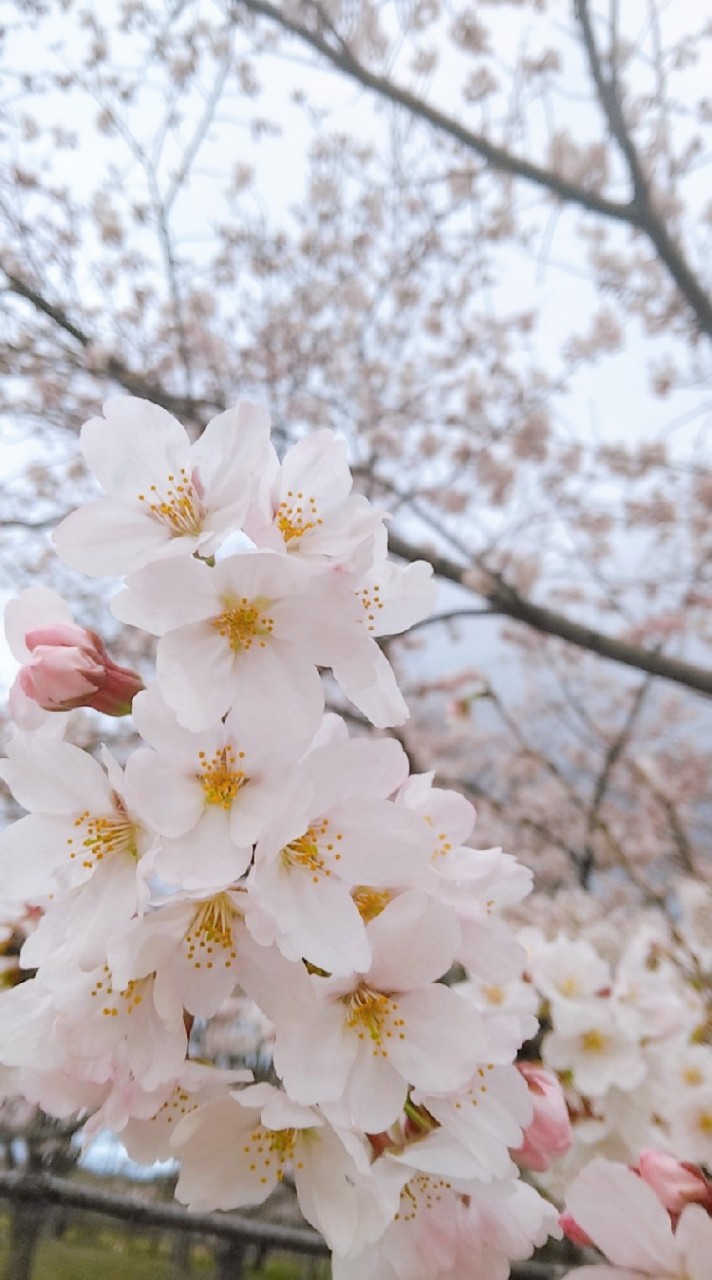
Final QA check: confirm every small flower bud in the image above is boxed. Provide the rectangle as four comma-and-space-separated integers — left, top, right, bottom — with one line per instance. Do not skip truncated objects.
9, 623, 143, 724
635, 1148, 712, 1215
512, 1062, 572, 1171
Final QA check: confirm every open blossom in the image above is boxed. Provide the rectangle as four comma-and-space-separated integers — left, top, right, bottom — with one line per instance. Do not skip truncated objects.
0, 735, 153, 913
333, 1172, 557, 1280
53, 397, 275, 576
245, 732, 431, 974
123, 685, 297, 890
239, 891, 489, 1133
173, 1082, 407, 1254
112, 550, 364, 733
245, 428, 383, 570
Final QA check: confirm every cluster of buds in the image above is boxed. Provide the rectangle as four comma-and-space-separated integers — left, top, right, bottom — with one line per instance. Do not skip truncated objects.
0, 398, 562, 1278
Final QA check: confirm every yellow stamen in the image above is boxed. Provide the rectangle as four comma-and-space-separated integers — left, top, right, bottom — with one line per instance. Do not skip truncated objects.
137, 468, 205, 537
211, 597, 274, 652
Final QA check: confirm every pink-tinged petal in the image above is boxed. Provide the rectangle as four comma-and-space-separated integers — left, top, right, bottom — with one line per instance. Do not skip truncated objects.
222, 645, 325, 745
123, 749, 204, 837
274, 1003, 358, 1107
53, 500, 182, 576
280, 431, 353, 505
112, 557, 218, 635
156, 624, 237, 730
389, 1129, 492, 1181
0, 738, 113, 814
295, 1129, 361, 1254
330, 800, 431, 885
560, 1271, 643, 1279
301, 737, 409, 807
366, 891, 459, 990
676, 1203, 712, 1280
388, 985, 489, 1092
8, 680, 54, 730
344, 1041, 407, 1132
191, 403, 276, 511
5, 587, 74, 662
153, 809, 251, 891
565, 1160, 678, 1272
246, 1085, 319, 1131
0, 814, 73, 899
364, 558, 436, 637
332, 640, 409, 728
256, 868, 371, 977
82, 398, 190, 495
228, 768, 290, 847
173, 1097, 275, 1211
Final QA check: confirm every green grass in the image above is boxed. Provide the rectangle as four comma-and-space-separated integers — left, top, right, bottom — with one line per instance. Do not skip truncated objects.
0, 1211, 327, 1279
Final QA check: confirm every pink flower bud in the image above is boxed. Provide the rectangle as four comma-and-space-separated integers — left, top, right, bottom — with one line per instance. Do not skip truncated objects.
9, 623, 144, 723
512, 1062, 572, 1172
559, 1209, 593, 1247
635, 1149, 712, 1215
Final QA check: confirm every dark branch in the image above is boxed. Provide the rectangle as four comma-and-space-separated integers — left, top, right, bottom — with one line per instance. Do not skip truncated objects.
575, 0, 712, 337
387, 531, 712, 698
1, 267, 225, 422
0, 1170, 327, 1254
231, 0, 639, 225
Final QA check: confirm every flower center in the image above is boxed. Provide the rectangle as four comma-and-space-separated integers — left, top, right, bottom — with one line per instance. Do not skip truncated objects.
281, 819, 343, 883
580, 1029, 608, 1053
697, 1109, 712, 1134
246, 1125, 298, 1185
345, 985, 404, 1054
211, 597, 274, 652
395, 1174, 453, 1223
185, 894, 239, 971
198, 746, 247, 808
275, 489, 323, 545
90, 967, 147, 1018
137, 468, 205, 537
67, 803, 138, 870
352, 886, 391, 922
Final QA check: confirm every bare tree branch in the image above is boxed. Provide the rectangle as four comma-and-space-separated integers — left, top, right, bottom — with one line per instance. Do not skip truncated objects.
232, 0, 712, 339
387, 530, 712, 698
231, 0, 639, 224
575, 0, 712, 337
1, 267, 225, 423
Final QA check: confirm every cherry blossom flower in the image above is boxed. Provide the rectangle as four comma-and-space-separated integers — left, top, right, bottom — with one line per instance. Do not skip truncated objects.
245, 733, 431, 974
112, 550, 362, 732
0, 736, 153, 917
123, 685, 296, 889
245, 428, 382, 569
108, 888, 248, 1019
54, 397, 274, 576
173, 1082, 407, 1253
239, 890, 489, 1133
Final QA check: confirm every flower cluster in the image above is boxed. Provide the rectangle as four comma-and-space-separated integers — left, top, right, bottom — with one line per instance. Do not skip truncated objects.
0, 398, 559, 1277
515, 921, 712, 1192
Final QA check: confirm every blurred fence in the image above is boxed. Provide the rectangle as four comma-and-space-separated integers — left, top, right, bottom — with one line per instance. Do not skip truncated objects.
0, 1170, 571, 1279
